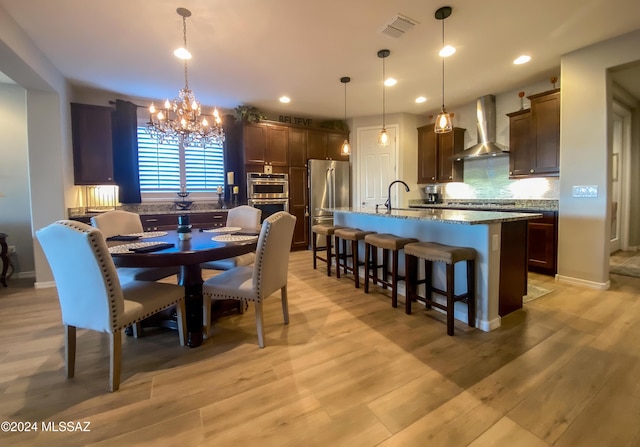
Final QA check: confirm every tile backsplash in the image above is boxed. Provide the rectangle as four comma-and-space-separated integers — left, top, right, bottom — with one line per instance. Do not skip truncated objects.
435, 156, 559, 200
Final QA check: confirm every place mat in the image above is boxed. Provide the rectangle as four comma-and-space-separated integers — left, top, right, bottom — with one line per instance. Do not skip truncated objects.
125, 231, 168, 239
211, 234, 258, 243
108, 241, 173, 254
203, 226, 242, 234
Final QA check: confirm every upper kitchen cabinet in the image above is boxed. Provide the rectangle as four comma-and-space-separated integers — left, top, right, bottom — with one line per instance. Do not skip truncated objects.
307, 129, 349, 161
506, 109, 532, 177
71, 103, 114, 185
417, 125, 465, 183
508, 88, 560, 178
288, 127, 307, 167
242, 122, 289, 166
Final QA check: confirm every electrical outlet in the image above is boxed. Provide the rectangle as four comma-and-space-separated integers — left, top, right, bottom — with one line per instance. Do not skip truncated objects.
572, 185, 598, 198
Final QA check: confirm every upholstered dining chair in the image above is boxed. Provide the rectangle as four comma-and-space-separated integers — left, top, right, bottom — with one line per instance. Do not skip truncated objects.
91, 210, 180, 281
201, 205, 262, 271
202, 211, 296, 348
36, 220, 187, 392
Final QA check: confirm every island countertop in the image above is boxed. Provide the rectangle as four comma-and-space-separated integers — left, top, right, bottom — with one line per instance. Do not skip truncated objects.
327, 206, 541, 225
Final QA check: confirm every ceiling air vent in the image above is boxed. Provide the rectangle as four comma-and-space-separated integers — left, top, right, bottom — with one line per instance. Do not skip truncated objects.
378, 14, 418, 39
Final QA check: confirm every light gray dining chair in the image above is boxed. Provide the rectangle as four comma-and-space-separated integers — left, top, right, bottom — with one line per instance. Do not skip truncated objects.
201, 205, 262, 271
202, 211, 296, 348
36, 220, 187, 392
91, 210, 180, 281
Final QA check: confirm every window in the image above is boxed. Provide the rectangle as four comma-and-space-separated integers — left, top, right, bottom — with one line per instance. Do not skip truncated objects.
136, 126, 225, 200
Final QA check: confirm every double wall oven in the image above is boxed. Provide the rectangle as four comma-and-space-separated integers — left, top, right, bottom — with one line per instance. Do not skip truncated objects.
246, 173, 289, 221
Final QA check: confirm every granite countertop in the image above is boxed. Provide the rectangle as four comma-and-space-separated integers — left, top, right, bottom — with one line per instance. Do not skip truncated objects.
328, 207, 542, 225
408, 198, 558, 212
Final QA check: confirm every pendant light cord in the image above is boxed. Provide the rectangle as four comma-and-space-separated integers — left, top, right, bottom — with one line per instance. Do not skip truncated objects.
382, 56, 386, 128
182, 14, 189, 90
441, 18, 445, 110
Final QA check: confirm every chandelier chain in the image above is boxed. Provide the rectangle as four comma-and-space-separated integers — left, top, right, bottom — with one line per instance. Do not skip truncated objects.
183, 14, 189, 90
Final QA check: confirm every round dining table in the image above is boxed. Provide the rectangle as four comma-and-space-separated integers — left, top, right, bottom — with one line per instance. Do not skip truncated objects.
110, 229, 258, 347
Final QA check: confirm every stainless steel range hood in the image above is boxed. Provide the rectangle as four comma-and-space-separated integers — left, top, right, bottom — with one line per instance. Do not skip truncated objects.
455, 94, 509, 160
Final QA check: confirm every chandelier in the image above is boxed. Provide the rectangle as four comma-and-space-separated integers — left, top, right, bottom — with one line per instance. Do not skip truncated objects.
146, 7, 225, 147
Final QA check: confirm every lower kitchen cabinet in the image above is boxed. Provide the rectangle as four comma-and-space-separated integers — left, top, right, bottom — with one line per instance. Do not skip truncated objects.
288, 166, 308, 251
527, 211, 558, 275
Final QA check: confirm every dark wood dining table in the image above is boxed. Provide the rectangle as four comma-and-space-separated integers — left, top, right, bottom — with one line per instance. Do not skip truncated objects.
110, 229, 258, 347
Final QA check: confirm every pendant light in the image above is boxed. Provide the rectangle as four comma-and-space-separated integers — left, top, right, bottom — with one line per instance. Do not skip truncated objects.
340, 76, 351, 155
434, 6, 453, 134
377, 49, 391, 147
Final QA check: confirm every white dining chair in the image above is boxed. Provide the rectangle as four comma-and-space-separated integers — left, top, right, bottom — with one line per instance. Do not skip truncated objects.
91, 210, 180, 281
202, 211, 296, 348
201, 205, 262, 271
36, 220, 187, 392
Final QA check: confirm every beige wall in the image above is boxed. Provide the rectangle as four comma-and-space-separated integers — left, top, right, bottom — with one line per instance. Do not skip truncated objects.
0, 4, 71, 285
0, 83, 33, 275
559, 28, 640, 288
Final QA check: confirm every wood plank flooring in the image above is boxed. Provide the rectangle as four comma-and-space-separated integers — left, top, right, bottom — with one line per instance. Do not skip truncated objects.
1, 251, 640, 446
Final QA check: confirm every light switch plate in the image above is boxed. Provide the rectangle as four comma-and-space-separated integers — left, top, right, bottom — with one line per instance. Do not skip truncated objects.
572, 185, 598, 198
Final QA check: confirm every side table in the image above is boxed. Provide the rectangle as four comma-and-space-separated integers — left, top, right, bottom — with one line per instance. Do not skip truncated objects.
0, 233, 10, 287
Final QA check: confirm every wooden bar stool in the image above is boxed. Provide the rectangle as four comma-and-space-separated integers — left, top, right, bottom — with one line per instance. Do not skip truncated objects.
311, 224, 343, 276
363, 233, 418, 308
404, 241, 476, 336
334, 227, 375, 288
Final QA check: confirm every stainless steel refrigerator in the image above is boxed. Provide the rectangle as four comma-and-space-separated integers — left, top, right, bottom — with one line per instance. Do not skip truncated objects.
308, 159, 350, 248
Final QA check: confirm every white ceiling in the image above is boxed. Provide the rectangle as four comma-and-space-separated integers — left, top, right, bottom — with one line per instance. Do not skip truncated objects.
1, 0, 640, 119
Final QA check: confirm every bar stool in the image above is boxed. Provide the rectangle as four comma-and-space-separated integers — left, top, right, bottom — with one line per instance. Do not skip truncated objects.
363, 233, 418, 308
404, 241, 476, 336
311, 223, 342, 276
334, 227, 375, 288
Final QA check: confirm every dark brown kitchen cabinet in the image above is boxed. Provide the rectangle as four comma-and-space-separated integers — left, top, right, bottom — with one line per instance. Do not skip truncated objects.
243, 123, 288, 166
71, 103, 114, 185
417, 125, 465, 183
307, 129, 349, 160
288, 166, 308, 250
508, 89, 560, 178
529, 89, 560, 176
326, 132, 349, 161
506, 109, 532, 177
528, 211, 558, 275
288, 128, 307, 167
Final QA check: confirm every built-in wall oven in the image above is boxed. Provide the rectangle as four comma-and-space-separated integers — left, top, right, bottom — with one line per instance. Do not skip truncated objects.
246, 173, 289, 221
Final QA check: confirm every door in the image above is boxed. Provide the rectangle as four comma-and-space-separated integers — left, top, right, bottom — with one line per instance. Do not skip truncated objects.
358, 126, 397, 210
610, 101, 632, 253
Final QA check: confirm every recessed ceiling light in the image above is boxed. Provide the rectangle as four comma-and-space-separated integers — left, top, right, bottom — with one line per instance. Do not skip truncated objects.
415, 96, 427, 103
384, 78, 397, 87
513, 55, 531, 65
279, 96, 291, 103
439, 45, 456, 57
174, 47, 192, 60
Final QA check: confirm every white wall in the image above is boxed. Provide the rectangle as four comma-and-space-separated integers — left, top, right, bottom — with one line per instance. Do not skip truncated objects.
559, 28, 640, 288
0, 83, 33, 275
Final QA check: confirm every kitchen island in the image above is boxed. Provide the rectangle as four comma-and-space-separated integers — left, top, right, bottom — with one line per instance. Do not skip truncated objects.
329, 207, 542, 332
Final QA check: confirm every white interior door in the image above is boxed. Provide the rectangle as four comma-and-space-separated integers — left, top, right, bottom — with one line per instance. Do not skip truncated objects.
357, 126, 397, 210
610, 102, 631, 253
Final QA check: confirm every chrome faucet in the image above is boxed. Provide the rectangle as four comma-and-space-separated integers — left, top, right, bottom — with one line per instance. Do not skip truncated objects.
385, 180, 410, 212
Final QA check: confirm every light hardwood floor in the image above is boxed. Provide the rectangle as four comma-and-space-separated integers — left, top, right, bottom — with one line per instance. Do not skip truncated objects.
1, 251, 640, 446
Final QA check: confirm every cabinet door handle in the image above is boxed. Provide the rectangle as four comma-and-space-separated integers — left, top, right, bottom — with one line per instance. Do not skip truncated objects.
431, 177, 435, 180
530, 169, 535, 173
146, 218, 158, 223
449, 175, 452, 179
509, 171, 513, 175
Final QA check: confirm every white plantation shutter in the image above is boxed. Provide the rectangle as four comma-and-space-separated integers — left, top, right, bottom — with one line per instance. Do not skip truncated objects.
136, 126, 224, 193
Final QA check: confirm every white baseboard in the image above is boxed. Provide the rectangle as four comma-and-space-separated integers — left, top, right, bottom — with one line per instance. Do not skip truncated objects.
34, 281, 56, 289
555, 274, 610, 290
